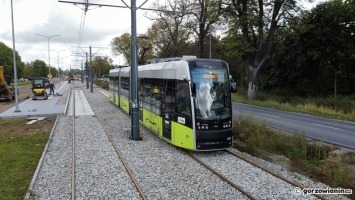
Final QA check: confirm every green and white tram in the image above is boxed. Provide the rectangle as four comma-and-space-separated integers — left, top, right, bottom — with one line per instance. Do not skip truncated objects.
109, 56, 237, 151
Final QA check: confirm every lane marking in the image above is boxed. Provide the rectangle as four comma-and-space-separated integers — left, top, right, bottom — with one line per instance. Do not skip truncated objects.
261, 113, 280, 118
311, 123, 340, 130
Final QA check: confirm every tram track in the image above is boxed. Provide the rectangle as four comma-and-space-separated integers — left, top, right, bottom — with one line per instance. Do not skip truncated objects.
185, 148, 331, 200
93, 87, 339, 200
94, 110, 148, 200
186, 151, 256, 199
66, 85, 349, 199
225, 148, 328, 200
69, 87, 147, 200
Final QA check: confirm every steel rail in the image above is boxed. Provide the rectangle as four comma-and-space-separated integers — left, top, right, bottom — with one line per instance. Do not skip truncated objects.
71, 87, 76, 200
225, 148, 328, 200
186, 152, 256, 200
83, 88, 148, 200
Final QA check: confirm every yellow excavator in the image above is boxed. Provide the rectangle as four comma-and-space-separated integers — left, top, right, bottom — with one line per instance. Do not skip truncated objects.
0, 66, 15, 101
31, 77, 50, 100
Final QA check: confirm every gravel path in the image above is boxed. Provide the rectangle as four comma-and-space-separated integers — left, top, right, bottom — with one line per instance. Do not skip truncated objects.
26, 83, 351, 199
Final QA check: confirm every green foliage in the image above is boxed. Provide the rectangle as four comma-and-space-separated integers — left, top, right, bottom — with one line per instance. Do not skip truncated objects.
94, 79, 109, 90
233, 116, 354, 195
0, 41, 25, 80
220, 0, 300, 98
111, 33, 154, 64
304, 96, 355, 114
147, 18, 192, 58
219, 33, 246, 87
31, 59, 48, 77
262, 0, 355, 96
111, 33, 132, 64
92, 56, 113, 80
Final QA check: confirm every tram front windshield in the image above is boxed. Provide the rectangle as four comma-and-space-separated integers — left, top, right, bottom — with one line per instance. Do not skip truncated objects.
190, 61, 231, 120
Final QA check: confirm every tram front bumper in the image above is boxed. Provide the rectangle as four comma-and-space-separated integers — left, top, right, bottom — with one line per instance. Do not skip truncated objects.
196, 129, 233, 150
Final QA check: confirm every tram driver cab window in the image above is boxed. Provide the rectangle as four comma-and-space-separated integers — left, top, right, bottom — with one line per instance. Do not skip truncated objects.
176, 80, 191, 117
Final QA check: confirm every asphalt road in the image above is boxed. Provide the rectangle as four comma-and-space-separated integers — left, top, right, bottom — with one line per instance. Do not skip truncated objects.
232, 103, 355, 150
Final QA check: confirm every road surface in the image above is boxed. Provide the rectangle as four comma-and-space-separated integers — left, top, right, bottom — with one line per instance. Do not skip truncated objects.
233, 103, 355, 150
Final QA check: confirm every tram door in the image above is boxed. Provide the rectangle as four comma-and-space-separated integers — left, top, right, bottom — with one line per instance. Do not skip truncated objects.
162, 80, 175, 140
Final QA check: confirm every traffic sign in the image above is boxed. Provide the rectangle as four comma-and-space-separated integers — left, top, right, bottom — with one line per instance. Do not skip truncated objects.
47, 74, 52, 79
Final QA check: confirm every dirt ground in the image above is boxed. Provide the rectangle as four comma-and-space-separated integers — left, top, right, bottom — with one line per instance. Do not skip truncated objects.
0, 117, 56, 135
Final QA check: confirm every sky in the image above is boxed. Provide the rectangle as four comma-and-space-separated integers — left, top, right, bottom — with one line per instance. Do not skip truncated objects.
1, 0, 322, 74
0, 0, 155, 72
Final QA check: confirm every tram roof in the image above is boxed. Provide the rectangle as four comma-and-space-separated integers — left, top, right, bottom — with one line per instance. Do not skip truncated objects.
109, 57, 227, 80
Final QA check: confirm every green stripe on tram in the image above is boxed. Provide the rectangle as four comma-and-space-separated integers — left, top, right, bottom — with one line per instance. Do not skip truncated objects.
171, 121, 194, 150
142, 109, 163, 137
120, 96, 130, 114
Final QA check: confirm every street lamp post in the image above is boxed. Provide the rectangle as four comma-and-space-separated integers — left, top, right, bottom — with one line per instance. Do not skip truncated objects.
35, 34, 60, 76
10, 0, 20, 112
51, 50, 65, 79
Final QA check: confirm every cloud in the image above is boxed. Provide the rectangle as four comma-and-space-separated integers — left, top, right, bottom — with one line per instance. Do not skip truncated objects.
0, 0, 153, 69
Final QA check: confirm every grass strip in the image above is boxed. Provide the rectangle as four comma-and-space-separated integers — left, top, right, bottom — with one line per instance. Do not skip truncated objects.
0, 130, 48, 199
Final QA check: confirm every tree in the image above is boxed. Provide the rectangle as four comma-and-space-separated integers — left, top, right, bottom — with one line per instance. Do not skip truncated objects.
111, 33, 153, 64
186, 0, 223, 58
299, 0, 355, 96
262, 0, 355, 96
111, 33, 131, 64
32, 60, 48, 77
147, 19, 192, 57
222, 0, 299, 99
49, 67, 58, 78
145, 0, 193, 58
0, 41, 25, 80
23, 62, 34, 78
91, 56, 113, 79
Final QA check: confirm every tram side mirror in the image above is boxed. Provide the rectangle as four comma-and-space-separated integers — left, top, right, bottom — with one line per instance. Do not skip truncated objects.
230, 79, 237, 93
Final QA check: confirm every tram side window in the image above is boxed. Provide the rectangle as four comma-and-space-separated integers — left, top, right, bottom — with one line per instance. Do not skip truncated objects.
140, 78, 150, 110
163, 80, 175, 113
120, 77, 129, 97
109, 77, 119, 92
140, 78, 162, 115
176, 80, 191, 117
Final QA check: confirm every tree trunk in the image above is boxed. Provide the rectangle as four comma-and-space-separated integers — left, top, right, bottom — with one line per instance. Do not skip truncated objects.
245, 62, 259, 99
247, 81, 258, 99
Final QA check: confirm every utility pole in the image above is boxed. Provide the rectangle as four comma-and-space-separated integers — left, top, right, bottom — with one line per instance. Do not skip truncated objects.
81, 60, 84, 83
72, 46, 104, 92
130, 0, 140, 140
86, 52, 89, 89
89, 46, 93, 92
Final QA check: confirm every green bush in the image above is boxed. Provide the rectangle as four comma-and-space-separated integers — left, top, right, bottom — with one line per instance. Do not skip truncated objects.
233, 115, 354, 199
94, 80, 109, 90
305, 96, 355, 114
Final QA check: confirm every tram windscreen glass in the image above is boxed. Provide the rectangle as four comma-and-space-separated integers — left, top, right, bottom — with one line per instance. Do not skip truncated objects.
190, 61, 231, 120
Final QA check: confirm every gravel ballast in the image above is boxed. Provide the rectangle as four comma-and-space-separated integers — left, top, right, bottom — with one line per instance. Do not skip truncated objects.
26, 83, 351, 200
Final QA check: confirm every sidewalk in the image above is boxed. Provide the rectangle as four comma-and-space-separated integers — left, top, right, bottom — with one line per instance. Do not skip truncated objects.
0, 82, 71, 118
